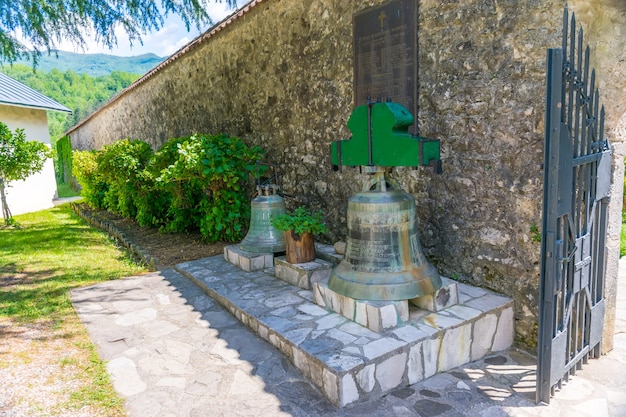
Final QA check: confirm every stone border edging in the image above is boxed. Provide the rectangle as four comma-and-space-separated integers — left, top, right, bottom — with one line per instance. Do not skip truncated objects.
70, 202, 159, 271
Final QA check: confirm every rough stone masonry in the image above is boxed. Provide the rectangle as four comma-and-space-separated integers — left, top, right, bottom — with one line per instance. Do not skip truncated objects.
67, 0, 626, 352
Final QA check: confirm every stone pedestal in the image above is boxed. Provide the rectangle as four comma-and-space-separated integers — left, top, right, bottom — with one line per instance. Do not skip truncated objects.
313, 279, 409, 332
274, 256, 332, 289
224, 245, 275, 272
314, 243, 344, 265
410, 276, 459, 312
313, 276, 460, 332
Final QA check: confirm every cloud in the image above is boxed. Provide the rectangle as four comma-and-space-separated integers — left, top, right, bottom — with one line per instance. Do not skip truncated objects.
55, 1, 237, 57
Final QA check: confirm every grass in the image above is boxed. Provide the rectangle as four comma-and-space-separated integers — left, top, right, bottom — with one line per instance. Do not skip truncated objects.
0, 205, 143, 321
57, 181, 82, 198
0, 203, 146, 415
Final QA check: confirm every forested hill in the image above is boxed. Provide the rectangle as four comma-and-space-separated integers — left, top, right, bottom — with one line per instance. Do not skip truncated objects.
14, 50, 164, 77
0, 64, 140, 140
1, 51, 165, 141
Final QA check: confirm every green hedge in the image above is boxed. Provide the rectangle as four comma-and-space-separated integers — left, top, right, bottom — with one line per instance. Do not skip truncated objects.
54, 136, 73, 184
72, 134, 263, 242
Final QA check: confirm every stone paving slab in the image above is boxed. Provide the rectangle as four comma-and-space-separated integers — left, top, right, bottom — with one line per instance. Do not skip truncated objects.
70, 258, 626, 417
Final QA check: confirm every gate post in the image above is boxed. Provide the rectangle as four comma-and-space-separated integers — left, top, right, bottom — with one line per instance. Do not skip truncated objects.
537, 47, 563, 405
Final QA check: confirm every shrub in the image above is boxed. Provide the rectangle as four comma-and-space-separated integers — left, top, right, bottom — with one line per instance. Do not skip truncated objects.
72, 133, 263, 242
54, 136, 73, 184
198, 134, 264, 241
72, 150, 107, 208
158, 134, 264, 241
134, 136, 191, 228
149, 136, 203, 232
96, 139, 153, 218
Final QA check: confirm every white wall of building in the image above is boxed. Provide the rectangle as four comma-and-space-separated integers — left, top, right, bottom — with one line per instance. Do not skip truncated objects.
0, 104, 57, 216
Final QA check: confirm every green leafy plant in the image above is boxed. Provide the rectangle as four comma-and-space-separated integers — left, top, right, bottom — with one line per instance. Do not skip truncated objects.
96, 139, 153, 219
134, 136, 191, 229
197, 134, 264, 242
72, 149, 107, 208
530, 224, 541, 243
56, 182, 81, 198
622, 156, 626, 257
155, 133, 264, 241
620, 223, 626, 258
54, 135, 73, 183
271, 206, 327, 235
71, 132, 264, 242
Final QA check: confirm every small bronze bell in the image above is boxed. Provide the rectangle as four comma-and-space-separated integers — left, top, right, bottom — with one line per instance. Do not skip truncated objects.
240, 185, 286, 253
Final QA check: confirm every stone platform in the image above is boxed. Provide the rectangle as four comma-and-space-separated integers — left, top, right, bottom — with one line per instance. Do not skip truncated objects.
223, 245, 276, 272
314, 277, 461, 333
175, 255, 514, 407
274, 256, 333, 290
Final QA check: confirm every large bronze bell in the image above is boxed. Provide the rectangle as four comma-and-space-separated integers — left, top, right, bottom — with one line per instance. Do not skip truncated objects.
328, 172, 441, 301
240, 185, 286, 253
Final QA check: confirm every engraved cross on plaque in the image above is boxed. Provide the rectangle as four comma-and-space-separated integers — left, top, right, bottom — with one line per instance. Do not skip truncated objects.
378, 11, 387, 30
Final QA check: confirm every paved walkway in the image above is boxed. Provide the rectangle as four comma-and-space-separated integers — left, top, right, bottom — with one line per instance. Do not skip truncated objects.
52, 196, 82, 206
70, 258, 626, 417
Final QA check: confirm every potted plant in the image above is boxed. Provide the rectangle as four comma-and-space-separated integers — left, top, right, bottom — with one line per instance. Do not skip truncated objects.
271, 206, 327, 263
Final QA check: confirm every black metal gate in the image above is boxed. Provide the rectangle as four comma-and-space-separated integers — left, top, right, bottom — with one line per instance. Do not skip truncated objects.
536, 7, 612, 404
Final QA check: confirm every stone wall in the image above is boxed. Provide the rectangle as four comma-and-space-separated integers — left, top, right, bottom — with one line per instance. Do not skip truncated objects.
569, 0, 626, 352
67, 0, 626, 351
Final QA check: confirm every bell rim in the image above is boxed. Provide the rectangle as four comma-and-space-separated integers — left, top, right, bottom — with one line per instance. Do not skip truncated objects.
328, 262, 442, 301
239, 242, 286, 253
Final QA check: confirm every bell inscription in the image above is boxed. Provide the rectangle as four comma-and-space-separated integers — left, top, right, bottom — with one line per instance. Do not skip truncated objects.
347, 239, 394, 262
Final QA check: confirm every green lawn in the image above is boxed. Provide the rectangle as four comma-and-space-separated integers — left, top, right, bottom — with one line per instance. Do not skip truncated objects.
0, 204, 144, 321
56, 181, 81, 198
0, 204, 146, 415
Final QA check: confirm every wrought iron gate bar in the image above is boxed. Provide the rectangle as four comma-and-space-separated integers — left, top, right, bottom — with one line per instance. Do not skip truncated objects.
536, 5, 611, 404
573, 152, 603, 167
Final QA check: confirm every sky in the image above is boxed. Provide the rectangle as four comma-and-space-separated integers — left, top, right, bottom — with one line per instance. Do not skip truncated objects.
56, 1, 238, 58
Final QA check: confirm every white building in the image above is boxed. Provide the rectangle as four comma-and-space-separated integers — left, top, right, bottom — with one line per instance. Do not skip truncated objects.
0, 72, 71, 216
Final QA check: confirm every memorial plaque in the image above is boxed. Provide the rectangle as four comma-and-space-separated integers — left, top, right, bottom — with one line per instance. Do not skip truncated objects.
354, 0, 417, 133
